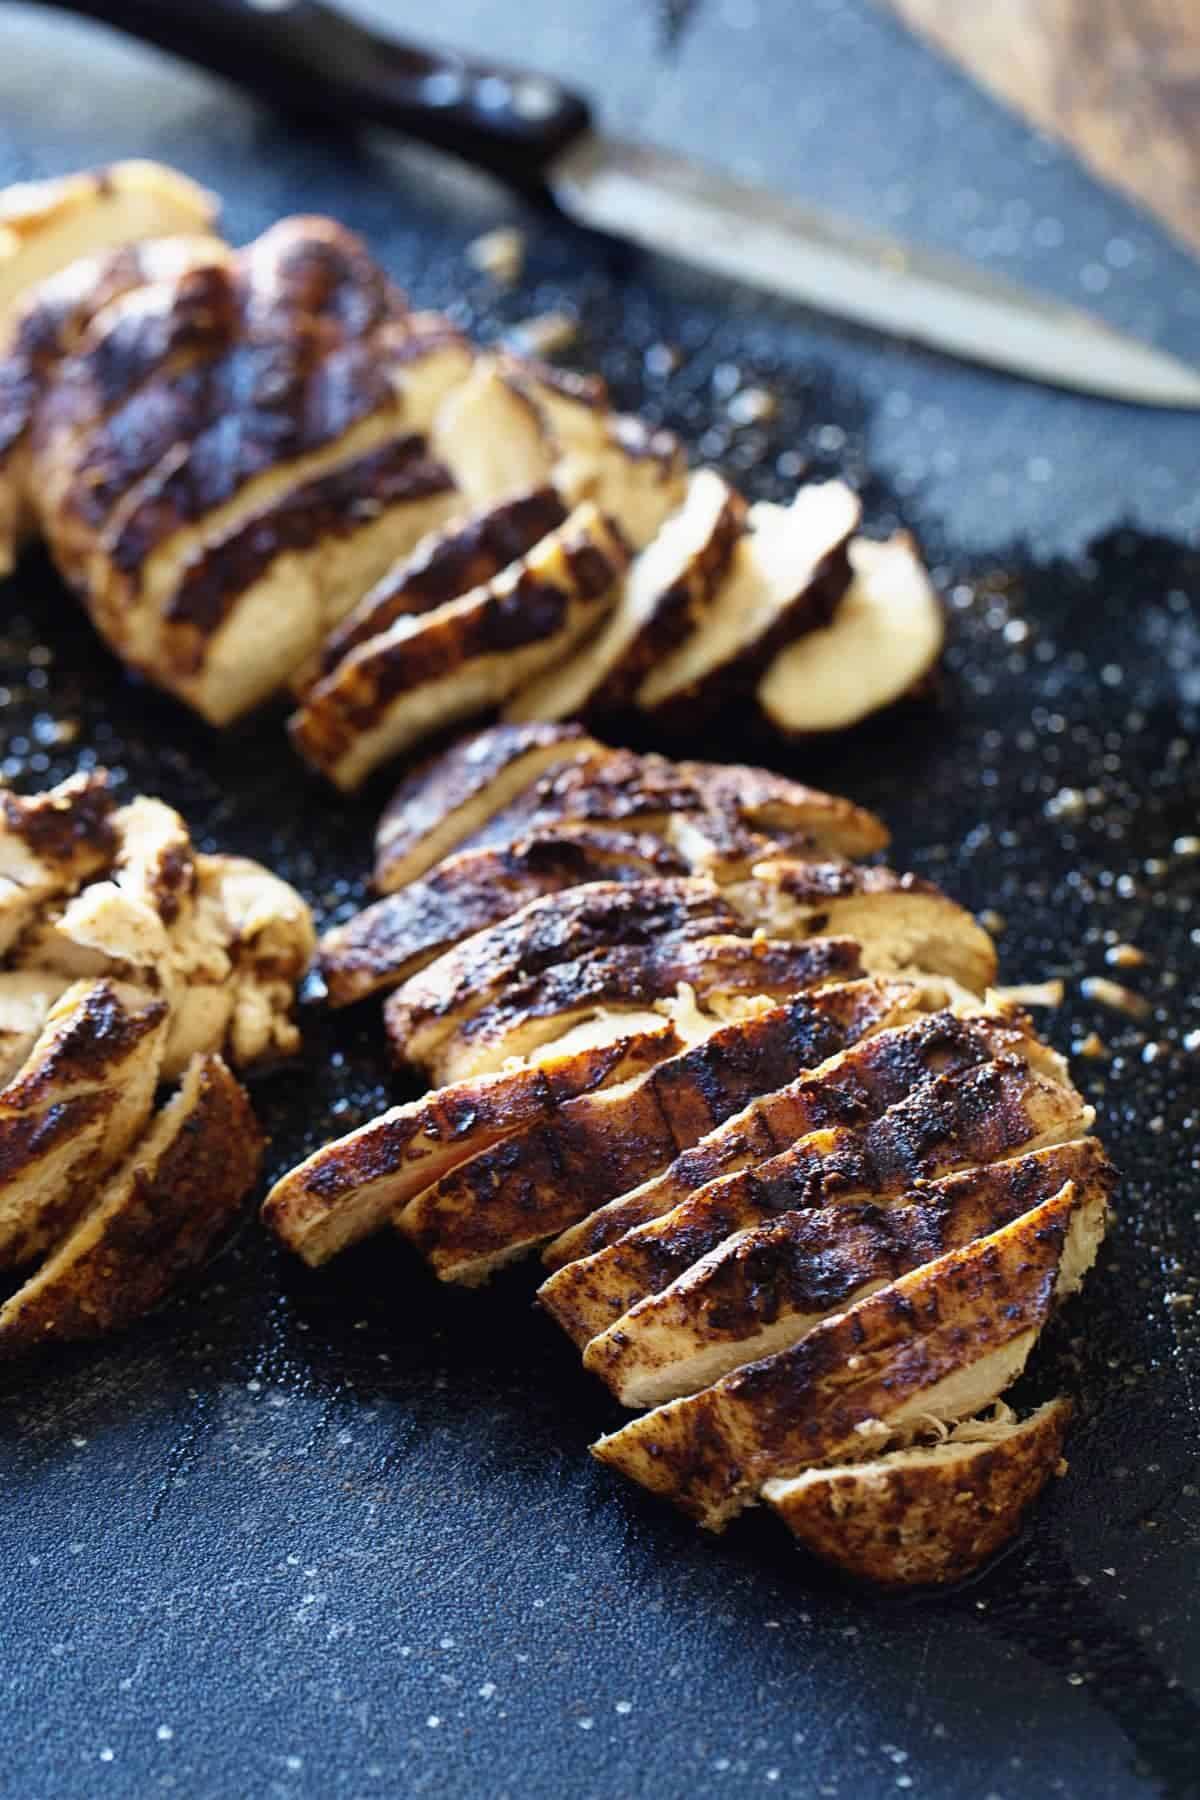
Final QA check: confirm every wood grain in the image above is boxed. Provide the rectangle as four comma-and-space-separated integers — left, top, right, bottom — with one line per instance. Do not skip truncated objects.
884, 0, 1200, 256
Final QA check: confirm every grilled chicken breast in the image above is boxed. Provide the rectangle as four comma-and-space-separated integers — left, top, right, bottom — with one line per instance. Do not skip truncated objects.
538, 1052, 1090, 1347
290, 501, 630, 788
319, 828, 689, 1006
397, 978, 917, 1284
0, 1052, 262, 1347
591, 1178, 1108, 1529
763, 1397, 1073, 1586
583, 1139, 1116, 1406
262, 1022, 681, 1266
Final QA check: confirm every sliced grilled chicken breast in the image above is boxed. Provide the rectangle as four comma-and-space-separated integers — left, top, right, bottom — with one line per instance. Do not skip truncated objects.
584, 1139, 1115, 1406
431, 359, 557, 507
541, 1007, 1052, 1278
763, 1397, 1073, 1587
397, 978, 916, 1284
0, 979, 169, 1268
727, 861, 998, 993
0, 161, 216, 317
591, 1178, 1108, 1529
0, 1052, 262, 1348
464, 748, 889, 864
539, 1055, 1091, 1347
758, 532, 945, 735
372, 722, 600, 893
290, 502, 630, 788
382, 878, 738, 1074
505, 469, 746, 723
0, 769, 118, 953
0, 971, 71, 1086
312, 487, 568, 686
399, 934, 865, 1088
319, 828, 688, 1006
262, 1022, 681, 1266
637, 482, 859, 718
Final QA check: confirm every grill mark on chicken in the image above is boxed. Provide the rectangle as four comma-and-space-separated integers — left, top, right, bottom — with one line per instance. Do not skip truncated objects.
261, 1024, 678, 1266
320, 487, 568, 678
584, 1139, 1116, 1405
0, 769, 117, 876
162, 435, 454, 651
372, 722, 595, 893
419, 936, 864, 1085
320, 830, 690, 1006
542, 1009, 1034, 1273
590, 1179, 1107, 1528
399, 979, 913, 1274
540, 1055, 1086, 1344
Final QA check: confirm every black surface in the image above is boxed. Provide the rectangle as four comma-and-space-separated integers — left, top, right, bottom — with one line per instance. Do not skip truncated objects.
1, 4, 1198, 1797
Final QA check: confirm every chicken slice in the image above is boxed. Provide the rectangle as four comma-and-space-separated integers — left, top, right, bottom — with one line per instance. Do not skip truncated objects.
381, 876, 737, 1073
261, 1021, 682, 1267
590, 1177, 1108, 1529
397, 977, 917, 1284
763, 1397, 1073, 1587
0, 978, 169, 1268
583, 1138, 1115, 1406
538, 1053, 1091, 1347
467, 747, 889, 864
0, 234, 229, 571
0, 1052, 262, 1348
431, 358, 557, 506
726, 861, 998, 994
158, 433, 460, 723
372, 721, 601, 893
758, 532, 945, 735
541, 1005, 1055, 1278
553, 411, 686, 550
0, 161, 216, 318
391, 920, 862, 1088
0, 769, 118, 953
0, 971, 70, 1086
505, 469, 746, 723
319, 827, 689, 1006
311, 487, 568, 687
636, 483, 859, 719
289, 501, 630, 788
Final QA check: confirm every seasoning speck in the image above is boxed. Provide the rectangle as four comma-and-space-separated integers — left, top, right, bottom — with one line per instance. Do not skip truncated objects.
467, 226, 525, 285
1080, 976, 1151, 1018
1106, 943, 1147, 969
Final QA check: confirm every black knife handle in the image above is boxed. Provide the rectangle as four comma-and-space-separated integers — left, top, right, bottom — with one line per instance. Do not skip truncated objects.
35, 0, 593, 193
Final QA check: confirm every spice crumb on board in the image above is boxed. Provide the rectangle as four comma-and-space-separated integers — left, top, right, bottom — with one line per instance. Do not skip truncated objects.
505, 311, 578, 356
1105, 942, 1147, 969
1080, 975, 1151, 1018
467, 226, 525, 284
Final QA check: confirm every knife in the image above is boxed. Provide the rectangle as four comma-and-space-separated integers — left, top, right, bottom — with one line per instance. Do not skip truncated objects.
34, 0, 1200, 407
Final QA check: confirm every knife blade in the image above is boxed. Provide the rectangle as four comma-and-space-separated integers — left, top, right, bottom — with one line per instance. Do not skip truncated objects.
37, 0, 1200, 407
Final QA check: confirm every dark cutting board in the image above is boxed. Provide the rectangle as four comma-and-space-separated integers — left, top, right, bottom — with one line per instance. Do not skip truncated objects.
0, 4, 1197, 1798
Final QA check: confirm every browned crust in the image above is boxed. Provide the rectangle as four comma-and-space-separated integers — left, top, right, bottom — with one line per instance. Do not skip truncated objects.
539, 1055, 1085, 1345
382, 878, 739, 1052
582, 1139, 1115, 1400
409, 935, 865, 1083
160, 435, 454, 662
319, 487, 568, 679
319, 829, 689, 1007
0, 979, 166, 1109
0, 1053, 263, 1346
261, 1023, 678, 1265
590, 1182, 1101, 1527
289, 510, 630, 778
540, 1008, 1032, 1277
466, 749, 889, 862
0, 768, 117, 880
372, 722, 594, 892
399, 979, 916, 1275
767, 1398, 1073, 1587
588, 481, 748, 716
